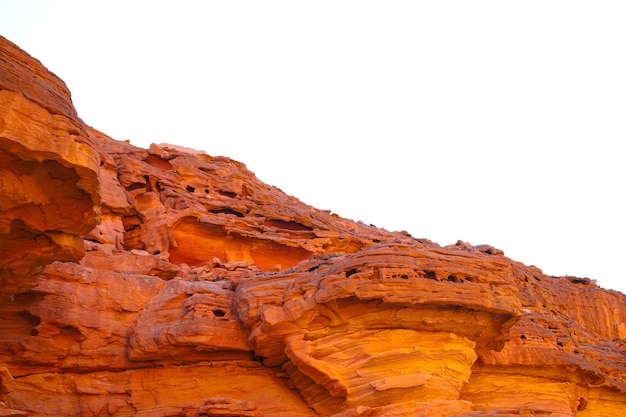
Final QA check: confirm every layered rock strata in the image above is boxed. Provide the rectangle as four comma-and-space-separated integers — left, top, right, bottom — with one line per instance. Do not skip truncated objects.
0, 36, 100, 300
1, 35, 625, 416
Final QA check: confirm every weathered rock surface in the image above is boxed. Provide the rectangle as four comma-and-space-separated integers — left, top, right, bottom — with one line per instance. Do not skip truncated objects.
0, 36, 100, 300
1, 35, 625, 416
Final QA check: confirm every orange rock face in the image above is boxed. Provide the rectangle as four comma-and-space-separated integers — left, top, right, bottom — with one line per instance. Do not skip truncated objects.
1, 35, 625, 416
0, 37, 100, 300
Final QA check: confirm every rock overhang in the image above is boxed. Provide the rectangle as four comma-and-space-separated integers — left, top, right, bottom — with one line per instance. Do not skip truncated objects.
1, 37, 101, 299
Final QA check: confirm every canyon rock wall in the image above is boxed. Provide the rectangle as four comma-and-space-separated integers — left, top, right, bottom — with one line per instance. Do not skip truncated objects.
1, 35, 625, 417
0, 37, 100, 300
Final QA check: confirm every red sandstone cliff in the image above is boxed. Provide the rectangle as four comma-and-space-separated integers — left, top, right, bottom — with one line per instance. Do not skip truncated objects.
1, 35, 625, 417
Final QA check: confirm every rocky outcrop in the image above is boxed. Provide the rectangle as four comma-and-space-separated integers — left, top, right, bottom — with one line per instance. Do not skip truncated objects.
1, 35, 625, 416
0, 36, 101, 300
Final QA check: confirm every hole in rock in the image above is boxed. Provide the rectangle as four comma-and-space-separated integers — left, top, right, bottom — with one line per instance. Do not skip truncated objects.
345, 268, 358, 278
210, 208, 244, 217
204, 189, 209, 194
520, 335, 527, 340
577, 397, 588, 411
264, 219, 314, 231
186, 185, 195, 193
212, 309, 226, 317
218, 190, 237, 198
424, 271, 438, 281
143, 175, 152, 192
447, 275, 465, 283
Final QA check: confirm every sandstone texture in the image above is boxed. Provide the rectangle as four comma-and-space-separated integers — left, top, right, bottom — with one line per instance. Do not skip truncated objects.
1, 35, 625, 416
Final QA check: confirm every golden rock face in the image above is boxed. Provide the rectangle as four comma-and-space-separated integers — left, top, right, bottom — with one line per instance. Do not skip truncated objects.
1, 35, 626, 416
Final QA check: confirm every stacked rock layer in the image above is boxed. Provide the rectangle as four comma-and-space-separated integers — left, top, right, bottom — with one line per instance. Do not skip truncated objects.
1, 36, 625, 417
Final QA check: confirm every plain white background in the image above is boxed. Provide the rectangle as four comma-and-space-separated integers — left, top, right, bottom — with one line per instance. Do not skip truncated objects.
2, 1, 625, 293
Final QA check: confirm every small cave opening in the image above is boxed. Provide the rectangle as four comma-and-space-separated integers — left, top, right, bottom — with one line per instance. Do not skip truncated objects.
143, 175, 152, 192
212, 309, 226, 317
345, 268, 358, 278
264, 219, 314, 231
186, 185, 195, 193
447, 275, 457, 282
424, 271, 438, 281
346, 268, 359, 278
210, 208, 244, 218
218, 190, 238, 198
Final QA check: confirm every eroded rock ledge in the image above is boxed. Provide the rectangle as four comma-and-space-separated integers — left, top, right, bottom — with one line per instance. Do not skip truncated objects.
0, 37, 101, 300
1, 35, 625, 417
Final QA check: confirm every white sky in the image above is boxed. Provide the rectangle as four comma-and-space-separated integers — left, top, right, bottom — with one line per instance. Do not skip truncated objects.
2, 1, 625, 294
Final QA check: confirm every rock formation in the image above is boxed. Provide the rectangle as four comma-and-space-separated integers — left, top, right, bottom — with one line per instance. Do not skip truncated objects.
1, 35, 625, 416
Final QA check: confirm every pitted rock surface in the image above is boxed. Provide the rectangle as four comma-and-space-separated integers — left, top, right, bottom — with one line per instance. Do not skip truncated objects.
1, 35, 625, 416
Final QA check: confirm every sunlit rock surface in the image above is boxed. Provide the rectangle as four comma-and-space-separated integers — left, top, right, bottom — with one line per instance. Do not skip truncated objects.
0, 36, 100, 300
1, 35, 625, 416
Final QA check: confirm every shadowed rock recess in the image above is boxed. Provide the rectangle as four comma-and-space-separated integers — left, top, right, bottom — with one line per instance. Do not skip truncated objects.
1, 36, 625, 417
